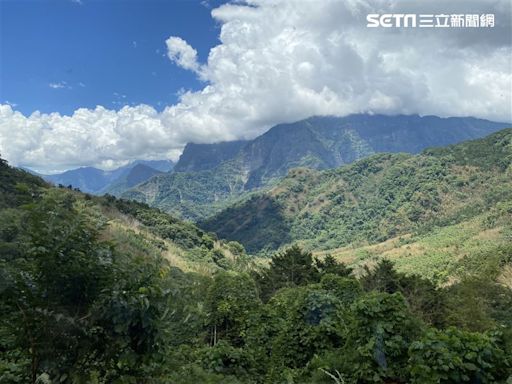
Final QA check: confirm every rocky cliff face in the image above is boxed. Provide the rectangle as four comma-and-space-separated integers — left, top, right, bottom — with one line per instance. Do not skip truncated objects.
174, 140, 249, 172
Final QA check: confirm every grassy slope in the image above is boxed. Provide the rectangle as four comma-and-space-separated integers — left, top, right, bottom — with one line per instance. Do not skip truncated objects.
314, 210, 512, 283
98, 199, 250, 275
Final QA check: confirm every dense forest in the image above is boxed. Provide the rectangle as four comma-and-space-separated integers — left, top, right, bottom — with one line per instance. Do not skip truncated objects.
1, 147, 512, 383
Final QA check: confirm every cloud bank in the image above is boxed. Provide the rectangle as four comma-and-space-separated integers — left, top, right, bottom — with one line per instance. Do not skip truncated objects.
1, 0, 511, 171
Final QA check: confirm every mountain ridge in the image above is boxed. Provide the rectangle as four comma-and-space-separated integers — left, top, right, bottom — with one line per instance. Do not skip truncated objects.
125, 114, 510, 220
39, 159, 174, 194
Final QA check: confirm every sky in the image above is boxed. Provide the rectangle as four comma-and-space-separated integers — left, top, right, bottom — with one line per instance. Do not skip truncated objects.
0, 0, 511, 172
1, 0, 224, 115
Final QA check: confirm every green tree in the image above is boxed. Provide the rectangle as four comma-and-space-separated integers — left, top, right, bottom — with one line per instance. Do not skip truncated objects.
408, 328, 511, 383
312, 292, 423, 383
256, 245, 319, 301
206, 272, 260, 346
361, 259, 401, 293
315, 254, 353, 277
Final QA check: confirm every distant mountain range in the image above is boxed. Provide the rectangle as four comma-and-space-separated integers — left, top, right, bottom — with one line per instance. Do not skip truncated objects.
123, 114, 510, 220
34, 159, 174, 194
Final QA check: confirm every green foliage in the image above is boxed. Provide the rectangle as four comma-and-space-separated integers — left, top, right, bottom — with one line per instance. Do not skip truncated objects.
362, 260, 447, 327
105, 196, 216, 250
320, 274, 363, 305
0, 157, 46, 209
408, 328, 511, 383
206, 272, 261, 345
316, 254, 353, 277
2, 154, 512, 384
361, 259, 401, 293
244, 285, 348, 382
204, 129, 512, 254
346, 292, 422, 382
195, 341, 258, 379
444, 277, 512, 332
255, 245, 319, 301
122, 160, 251, 221
0, 161, 186, 382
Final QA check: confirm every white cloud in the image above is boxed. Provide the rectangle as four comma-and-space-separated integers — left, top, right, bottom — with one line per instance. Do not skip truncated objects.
1, 0, 511, 172
0, 104, 182, 171
4, 101, 17, 108
166, 36, 203, 75
49, 81, 71, 90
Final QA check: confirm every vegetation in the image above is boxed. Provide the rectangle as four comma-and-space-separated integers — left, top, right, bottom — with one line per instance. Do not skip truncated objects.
202, 128, 512, 257
1, 128, 512, 383
122, 158, 257, 221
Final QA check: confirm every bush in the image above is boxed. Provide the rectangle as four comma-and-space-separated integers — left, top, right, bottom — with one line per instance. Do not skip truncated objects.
408, 328, 511, 383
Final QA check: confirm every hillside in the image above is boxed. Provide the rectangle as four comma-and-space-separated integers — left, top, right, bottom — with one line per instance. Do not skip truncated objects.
201, 128, 512, 256
2, 153, 511, 384
103, 163, 164, 196
4, 148, 512, 384
1, 157, 245, 275
122, 159, 255, 220
126, 114, 509, 220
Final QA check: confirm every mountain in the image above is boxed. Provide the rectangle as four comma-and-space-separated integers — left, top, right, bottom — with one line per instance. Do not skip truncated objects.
174, 140, 249, 172
103, 163, 164, 196
122, 160, 250, 220
40, 159, 174, 194
200, 128, 512, 254
125, 114, 510, 220
0, 158, 48, 209
3, 151, 511, 383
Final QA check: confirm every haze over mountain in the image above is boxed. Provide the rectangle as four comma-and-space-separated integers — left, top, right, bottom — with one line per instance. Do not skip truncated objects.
124, 114, 510, 220
39, 159, 173, 194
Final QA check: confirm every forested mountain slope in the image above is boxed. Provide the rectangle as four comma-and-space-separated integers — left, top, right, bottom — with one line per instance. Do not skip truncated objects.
174, 140, 249, 172
2, 153, 512, 383
201, 128, 512, 255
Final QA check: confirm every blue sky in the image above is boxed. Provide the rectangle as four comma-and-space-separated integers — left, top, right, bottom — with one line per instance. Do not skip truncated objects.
0, 0, 510, 171
0, 0, 225, 115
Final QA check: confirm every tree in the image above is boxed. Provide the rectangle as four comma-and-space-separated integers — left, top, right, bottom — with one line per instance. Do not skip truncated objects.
0, 190, 113, 382
361, 259, 401, 293
315, 254, 353, 277
256, 245, 319, 301
206, 272, 260, 346
408, 328, 511, 383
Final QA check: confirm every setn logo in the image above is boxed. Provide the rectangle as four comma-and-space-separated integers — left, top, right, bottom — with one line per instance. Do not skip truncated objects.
367, 14, 417, 27
367, 13, 495, 28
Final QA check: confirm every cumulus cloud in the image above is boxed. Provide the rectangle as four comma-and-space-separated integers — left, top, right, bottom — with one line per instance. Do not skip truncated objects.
166, 36, 203, 75
0, 104, 185, 171
1, 0, 511, 171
